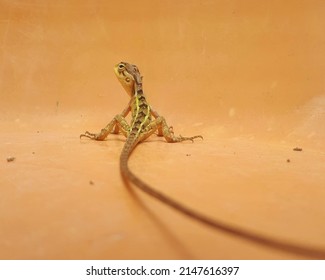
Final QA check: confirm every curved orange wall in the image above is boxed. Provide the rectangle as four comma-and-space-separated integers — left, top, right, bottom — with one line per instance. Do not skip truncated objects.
1, 0, 324, 259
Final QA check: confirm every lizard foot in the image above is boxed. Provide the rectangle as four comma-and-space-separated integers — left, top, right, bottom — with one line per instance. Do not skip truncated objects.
179, 135, 203, 142
80, 131, 100, 140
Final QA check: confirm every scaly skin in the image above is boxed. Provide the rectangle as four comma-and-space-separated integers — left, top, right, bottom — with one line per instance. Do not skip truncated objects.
81, 62, 325, 259
80, 62, 202, 171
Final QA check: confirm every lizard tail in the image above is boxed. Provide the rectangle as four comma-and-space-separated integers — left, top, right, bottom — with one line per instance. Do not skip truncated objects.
119, 141, 325, 259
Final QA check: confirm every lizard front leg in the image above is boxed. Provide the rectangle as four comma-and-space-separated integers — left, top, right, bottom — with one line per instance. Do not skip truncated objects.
80, 114, 130, 141
80, 105, 131, 140
150, 109, 166, 137
139, 116, 203, 143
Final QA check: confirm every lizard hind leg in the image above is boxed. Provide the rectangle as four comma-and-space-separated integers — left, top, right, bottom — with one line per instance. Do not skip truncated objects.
80, 114, 130, 141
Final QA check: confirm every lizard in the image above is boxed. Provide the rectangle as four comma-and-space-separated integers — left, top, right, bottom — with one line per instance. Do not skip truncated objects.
80, 61, 325, 259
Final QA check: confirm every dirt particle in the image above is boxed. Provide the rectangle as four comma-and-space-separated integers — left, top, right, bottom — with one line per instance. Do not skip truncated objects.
7, 156, 15, 162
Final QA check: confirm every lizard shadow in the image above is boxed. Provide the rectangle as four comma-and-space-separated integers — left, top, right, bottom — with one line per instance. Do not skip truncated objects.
121, 176, 196, 259
121, 171, 325, 259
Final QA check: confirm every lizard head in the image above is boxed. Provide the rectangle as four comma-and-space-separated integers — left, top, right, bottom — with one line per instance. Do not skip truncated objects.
114, 62, 143, 97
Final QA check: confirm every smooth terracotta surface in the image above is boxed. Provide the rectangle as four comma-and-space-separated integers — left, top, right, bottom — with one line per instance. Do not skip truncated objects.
1, 0, 325, 259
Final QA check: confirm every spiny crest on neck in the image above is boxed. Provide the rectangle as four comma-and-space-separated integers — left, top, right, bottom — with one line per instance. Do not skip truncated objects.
125, 63, 143, 96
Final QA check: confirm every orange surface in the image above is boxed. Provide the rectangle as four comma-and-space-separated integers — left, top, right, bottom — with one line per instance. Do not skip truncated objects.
1, 0, 325, 259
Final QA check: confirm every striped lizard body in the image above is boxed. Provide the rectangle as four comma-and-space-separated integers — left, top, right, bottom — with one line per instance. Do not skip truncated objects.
81, 62, 325, 259
80, 62, 201, 176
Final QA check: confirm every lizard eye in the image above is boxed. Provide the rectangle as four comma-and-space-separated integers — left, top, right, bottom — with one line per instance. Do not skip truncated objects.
118, 63, 125, 69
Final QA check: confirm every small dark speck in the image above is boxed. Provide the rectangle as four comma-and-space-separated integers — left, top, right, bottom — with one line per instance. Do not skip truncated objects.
32, 152, 35, 154
186, 154, 191, 156
287, 159, 291, 163
7, 156, 15, 162
89, 180, 94, 185
293, 147, 303, 152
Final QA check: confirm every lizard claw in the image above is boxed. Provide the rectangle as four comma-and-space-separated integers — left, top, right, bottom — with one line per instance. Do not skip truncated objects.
194, 135, 204, 140
80, 131, 98, 139
179, 134, 203, 142
179, 134, 192, 142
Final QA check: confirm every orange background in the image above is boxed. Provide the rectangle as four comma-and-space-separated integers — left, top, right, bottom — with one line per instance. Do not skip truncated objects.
1, 0, 324, 259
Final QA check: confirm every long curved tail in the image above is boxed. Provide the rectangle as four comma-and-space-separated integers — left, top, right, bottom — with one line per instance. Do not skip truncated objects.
119, 141, 325, 259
